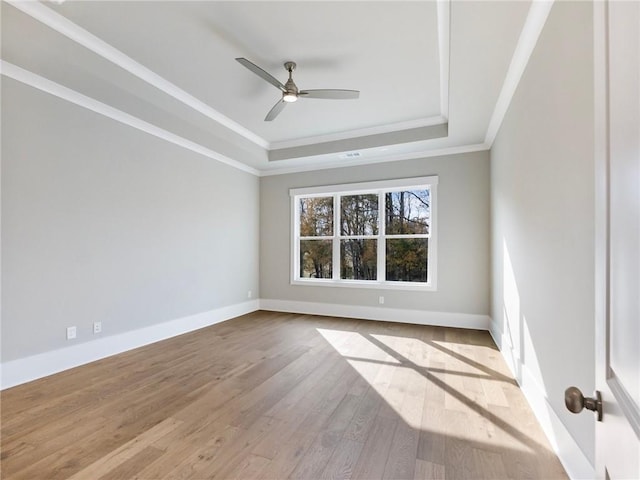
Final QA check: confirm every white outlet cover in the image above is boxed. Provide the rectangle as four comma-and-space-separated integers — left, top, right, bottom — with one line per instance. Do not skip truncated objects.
93, 321, 102, 334
66, 326, 77, 340
379, 296, 385, 304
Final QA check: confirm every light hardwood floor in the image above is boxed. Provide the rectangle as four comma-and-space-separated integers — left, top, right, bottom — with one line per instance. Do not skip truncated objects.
1, 311, 567, 479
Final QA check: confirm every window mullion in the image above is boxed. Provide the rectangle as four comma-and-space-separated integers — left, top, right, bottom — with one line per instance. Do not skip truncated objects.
378, 190, 385, 283
384, 234, 430, 239
293, 195, 299, 281
332, 193, 340, 280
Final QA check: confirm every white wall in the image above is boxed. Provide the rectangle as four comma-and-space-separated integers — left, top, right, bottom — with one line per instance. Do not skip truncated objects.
490, 0, 595, 473
260, 151, 490, 321
1, 78, 260, 363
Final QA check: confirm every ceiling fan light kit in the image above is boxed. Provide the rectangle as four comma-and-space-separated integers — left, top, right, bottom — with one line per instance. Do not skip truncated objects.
235, 57, 359, 121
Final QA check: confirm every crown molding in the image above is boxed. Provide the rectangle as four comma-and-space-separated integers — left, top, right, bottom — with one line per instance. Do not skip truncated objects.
0, 61, 260, 176
7, 0, 452, 155
3, 1, 505, 177
6, 0, 270, 149
268, 0, 450, 151
2, 59, 486, 178
437, 0, 450, 120
484, 0, 554, 146
269, 123, 448, 162
269, 116, 446, 151
259, 143, 489, 177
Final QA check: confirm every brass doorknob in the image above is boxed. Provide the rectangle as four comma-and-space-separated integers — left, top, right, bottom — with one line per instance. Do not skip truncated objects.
565, 386, 603, 421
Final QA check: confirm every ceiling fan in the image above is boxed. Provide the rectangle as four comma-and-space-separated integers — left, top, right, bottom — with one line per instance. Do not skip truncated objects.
235, 57, 360, 121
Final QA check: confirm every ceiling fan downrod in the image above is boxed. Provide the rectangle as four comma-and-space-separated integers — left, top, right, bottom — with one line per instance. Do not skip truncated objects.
283, 62, 299, 102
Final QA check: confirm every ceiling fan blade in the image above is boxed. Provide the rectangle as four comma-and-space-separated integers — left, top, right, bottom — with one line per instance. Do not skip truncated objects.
265, 99, 287, 121
299, 89, 360, 100
236, 58, 286, 92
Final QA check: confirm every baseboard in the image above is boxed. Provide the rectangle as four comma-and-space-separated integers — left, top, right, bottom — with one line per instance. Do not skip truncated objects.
1, 299, 483, 390
259, 299, 490, 330
0, 300, 260, 390
489, 318, 595, 480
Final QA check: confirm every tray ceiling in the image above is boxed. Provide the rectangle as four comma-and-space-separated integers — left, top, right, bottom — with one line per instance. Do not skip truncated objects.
1, 1, 537, 174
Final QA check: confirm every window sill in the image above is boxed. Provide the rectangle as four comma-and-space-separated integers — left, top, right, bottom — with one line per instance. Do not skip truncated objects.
291, 278, 437, 292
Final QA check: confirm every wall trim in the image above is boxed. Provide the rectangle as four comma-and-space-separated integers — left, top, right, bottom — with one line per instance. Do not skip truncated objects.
269, 116, 447, 151
259, 143, 489, 177
0, 60, 489, 179
259, 299, 489, 330
484, 0, 555, 146
7, 0, 454, 156
489, 318, 595, 480
1, 299, 488, 390
0, 300, 259, 390
0, 61, 260, 176
436, 0, 450, 120
5, 0, 269, 150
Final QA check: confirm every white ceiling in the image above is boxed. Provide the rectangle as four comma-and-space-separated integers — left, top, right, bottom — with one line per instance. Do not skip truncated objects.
1, 1, 536, 174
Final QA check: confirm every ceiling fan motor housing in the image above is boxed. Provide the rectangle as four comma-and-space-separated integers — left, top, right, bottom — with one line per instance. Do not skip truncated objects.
284, 79, 299, 95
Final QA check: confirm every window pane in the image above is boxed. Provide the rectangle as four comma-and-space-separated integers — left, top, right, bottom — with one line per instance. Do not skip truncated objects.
300, 197, 333, 236
386, 238, 428, 282
385, 190, 430, 234
300, 240, 333, 278
340, 239, 377, 280
341, 194, 379, 236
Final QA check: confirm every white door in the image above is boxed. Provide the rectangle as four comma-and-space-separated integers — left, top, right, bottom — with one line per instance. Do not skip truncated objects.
593, 0, 640, 478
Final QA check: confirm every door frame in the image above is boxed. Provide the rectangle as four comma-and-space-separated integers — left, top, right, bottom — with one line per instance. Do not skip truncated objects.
593, 0, 640, 478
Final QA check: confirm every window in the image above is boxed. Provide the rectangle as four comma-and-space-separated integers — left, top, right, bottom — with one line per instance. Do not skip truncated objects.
291, 176, 437, 290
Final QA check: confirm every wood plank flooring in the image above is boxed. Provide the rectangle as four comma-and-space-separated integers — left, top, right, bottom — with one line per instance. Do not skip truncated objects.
1, 311, 568, 479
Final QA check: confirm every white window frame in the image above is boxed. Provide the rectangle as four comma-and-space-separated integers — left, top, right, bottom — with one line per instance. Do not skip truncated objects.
290, 176, 438, 291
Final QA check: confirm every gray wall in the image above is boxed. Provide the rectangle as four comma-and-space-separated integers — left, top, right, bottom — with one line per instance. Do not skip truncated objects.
1, 79, 260, 362
260, 151, 490, 315
490, 0, 595, 464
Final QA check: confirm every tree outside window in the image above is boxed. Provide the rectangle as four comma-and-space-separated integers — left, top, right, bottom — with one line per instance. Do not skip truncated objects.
292, 176, 437, 290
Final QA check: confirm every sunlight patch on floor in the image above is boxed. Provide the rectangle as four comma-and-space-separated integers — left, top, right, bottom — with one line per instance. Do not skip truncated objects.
316, 326, 539, 454
315, 328, 401, 364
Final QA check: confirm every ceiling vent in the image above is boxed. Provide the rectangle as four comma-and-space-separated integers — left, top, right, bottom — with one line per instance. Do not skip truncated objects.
339, 151, 362, 159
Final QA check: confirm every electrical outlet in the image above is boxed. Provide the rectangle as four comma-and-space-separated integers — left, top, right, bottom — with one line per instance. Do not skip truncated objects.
248, 290, 252, 299
93, 321, 102, 334
379, 296, 385, 305
66, 326, 77, 340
